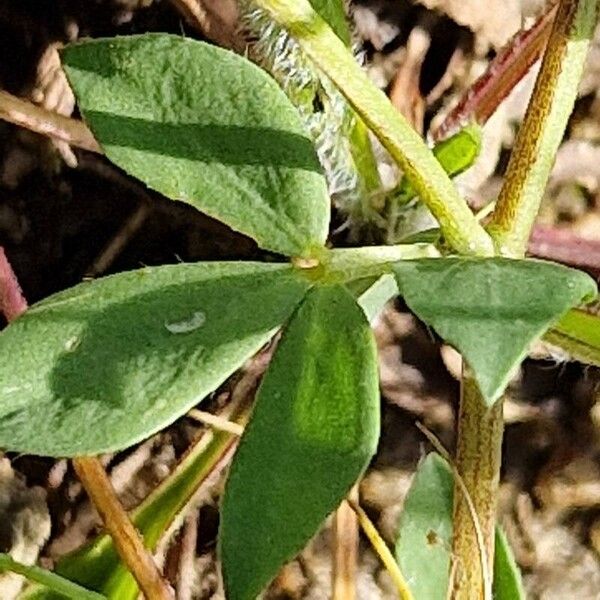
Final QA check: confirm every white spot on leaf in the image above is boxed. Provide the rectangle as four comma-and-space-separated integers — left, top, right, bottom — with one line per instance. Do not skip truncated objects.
165, 311, 206, 334
65, 336, 80, 352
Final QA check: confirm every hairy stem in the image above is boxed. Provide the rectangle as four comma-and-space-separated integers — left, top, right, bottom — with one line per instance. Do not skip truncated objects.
252, 0, 494, 257
73, 457, 174, 600
451, 371, 503, 600
487, 0, 599, 256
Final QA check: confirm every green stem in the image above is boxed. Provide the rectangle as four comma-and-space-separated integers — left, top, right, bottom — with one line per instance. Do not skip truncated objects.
487, 0, 599, 256
451, 372, 503, 600
348, 117, 384, 226
452, 3, 598, 597
0, 553, 106, 600
252, 0, 494, 257
320, 243, 439, 283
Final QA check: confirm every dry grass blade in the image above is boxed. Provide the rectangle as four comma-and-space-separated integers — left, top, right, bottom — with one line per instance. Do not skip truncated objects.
332, 486, 359, 600
347, 499, 415, 600
187, 408, 245, 436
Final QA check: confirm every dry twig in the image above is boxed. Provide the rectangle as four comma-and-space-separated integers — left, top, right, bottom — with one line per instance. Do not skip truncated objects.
332, 486, 359, 600
0, 90, 100, 154
73, 457, 175, 600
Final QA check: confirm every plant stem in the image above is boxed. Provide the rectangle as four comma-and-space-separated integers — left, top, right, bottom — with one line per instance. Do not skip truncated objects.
73, 457, 174, 600
0, 90, 100, 154
349, 119, 382, 197
252, 0, 494, 257
487, 0, 599, 256
49, 399, 252, 600
0, 248, 27, 321
451, 4, 598, 596
320, 243, 439, 284
451, 370, 503, 599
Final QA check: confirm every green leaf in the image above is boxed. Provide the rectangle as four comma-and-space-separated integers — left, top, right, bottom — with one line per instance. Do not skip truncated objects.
392, 124, 482, 206
0, 554, 106, 600
0, 262, 309, 456
357, 274, 398, 322
62, 34, 330, 257
393, 258, 597, 405
494, 528, 525, 600
251, 0, 495, 256
395, 454, 525, 600
309, 0, 351, 46
220, 285, 380, 600
395, 453, 454, 600
433, 124, 482, 177
545, 308, 600, 366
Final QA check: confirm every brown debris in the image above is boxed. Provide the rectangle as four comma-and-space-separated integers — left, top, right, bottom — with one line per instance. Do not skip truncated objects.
0, 459, 51, 600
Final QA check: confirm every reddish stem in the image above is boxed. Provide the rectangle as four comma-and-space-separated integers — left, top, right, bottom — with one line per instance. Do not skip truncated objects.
433, 3, 558, 141
0, 247, 28, 321
528, 225, 600, 279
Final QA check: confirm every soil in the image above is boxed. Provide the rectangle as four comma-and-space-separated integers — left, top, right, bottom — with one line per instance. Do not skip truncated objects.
1, 1, 600, 599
